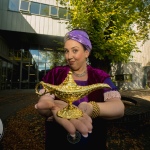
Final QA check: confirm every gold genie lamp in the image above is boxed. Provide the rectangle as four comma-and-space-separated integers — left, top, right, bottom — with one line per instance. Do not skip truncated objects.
35, 71, 111, 119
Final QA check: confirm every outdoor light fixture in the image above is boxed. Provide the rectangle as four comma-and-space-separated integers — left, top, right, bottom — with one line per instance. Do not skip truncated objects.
44, 48, 53, 51
26, 65, 33, 66
20, 49, 24, 53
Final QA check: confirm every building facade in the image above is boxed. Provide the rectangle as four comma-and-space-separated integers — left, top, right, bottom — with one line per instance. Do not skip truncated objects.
0, 0, 150, 90
0, 0, 69, 90
110, 37, 150, 90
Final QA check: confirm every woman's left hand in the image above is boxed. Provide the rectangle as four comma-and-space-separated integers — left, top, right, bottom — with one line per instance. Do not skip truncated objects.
51, 100, 93, 138
78, 102, 93, 116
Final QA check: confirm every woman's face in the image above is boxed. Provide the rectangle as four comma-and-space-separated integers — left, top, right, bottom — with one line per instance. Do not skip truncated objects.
64, 39, 89, 71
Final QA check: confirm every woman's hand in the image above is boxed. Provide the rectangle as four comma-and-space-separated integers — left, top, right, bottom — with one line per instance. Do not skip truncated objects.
35, 98, 93, 137
51, 101, 93, 137
78, 102, 93, 116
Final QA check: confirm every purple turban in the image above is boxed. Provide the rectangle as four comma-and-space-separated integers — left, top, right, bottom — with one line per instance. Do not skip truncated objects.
64, 29, 92, 52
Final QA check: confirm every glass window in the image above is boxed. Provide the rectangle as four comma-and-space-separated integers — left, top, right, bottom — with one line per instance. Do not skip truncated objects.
67, 10, 71, 20
20, 0, 30, 11
39, 50, 47, 62
38, 62, 45, 71
46, 62, 51, 70
51, 6, 58, 16
59, 7, 67, 19
30, 2, 40, 15
29, 50, 39, 63
8, 0, 20, 11
40, 4, 49, 16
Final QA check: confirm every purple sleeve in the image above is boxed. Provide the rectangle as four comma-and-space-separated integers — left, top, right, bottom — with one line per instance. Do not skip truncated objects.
103, 78, 118, 92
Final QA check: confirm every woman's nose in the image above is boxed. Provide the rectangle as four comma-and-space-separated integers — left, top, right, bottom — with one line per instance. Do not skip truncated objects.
67, 52, 73, 59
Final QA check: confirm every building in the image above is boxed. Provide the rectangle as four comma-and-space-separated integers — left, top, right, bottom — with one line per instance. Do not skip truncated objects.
110, 36, 150, 90
0, 0, 150, 90
0, 0, 69, 90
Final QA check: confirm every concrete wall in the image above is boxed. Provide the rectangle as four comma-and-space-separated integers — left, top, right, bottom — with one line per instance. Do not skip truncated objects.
0, 0, 69, 36
111, 62, 144, 90
131, 35, 150, 66
111, 36, 150, 90
0, 0, 149, 90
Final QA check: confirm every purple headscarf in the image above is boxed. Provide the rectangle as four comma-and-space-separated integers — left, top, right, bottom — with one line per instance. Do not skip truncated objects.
64, 29, 92, 52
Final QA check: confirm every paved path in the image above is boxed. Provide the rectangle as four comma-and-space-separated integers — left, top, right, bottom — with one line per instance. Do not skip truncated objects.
111, 89, 150, 124
120, 89, 150, 101
0, 89, 37, 124
0, 89, 150, 150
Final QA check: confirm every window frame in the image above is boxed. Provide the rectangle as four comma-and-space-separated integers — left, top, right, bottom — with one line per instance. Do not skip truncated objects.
20, 0, 30, 13
8, 0, 70, 20
8, 0, 20, 12
59, 7, 67, 19
50, 5, 58, 17
40, 3, 50, 17
30, 1, 40, 15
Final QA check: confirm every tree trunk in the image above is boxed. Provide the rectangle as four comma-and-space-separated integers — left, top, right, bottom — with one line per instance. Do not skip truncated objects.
89, 54, 111, 74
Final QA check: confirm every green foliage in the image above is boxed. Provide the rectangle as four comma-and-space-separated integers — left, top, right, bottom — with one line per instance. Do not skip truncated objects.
57, 0, 150, 63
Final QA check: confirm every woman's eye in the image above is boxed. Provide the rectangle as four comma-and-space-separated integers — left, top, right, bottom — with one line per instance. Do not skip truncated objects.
73, 49, 78, 53
64, 49, 68, 53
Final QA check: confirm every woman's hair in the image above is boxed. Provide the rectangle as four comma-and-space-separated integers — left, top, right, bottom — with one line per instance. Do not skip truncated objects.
64, 29, 92, 52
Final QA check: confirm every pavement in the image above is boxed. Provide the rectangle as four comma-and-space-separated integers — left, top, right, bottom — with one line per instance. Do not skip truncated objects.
113, 89, 150, 124
0, 89, 36, 124
120, 89, 150, 101
0, 89, 150, 149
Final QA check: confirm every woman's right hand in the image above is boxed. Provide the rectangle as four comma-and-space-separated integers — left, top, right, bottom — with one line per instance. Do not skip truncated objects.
35, 91, 68, 117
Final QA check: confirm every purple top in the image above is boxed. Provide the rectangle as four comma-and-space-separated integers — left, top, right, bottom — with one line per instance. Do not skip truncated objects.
73, 80, 89, 106
73, 78, 118, 106
42, 65, 118, 105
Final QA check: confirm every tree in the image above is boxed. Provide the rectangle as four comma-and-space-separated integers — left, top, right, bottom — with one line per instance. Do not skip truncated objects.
57, 0, 150, 72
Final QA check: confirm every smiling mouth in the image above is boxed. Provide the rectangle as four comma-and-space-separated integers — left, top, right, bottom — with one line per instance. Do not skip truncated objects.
68, 61, 75, 65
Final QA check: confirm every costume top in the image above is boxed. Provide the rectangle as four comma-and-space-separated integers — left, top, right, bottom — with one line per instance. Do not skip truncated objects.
42, 65, 117, 104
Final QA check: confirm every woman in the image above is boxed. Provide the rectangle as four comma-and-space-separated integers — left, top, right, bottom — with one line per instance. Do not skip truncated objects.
35, 29, 125, 149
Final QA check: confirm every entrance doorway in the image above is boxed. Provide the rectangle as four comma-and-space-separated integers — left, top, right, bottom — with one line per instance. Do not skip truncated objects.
0, 49, 65, 90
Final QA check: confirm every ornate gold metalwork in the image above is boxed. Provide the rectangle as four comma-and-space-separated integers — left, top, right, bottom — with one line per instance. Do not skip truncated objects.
35, 71, 111, 119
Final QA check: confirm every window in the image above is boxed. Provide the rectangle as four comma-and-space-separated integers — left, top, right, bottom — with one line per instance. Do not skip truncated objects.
8, 0, 70, 20
67, 10, 71, 20
8, 0, 20, 11
59, 7, 67, 19
40, 4, 49, 16
30, 2, 40, 15
20, 0, 30, 12
59, 7, 70, 19
115, 74, 132, 82
50, 6, 58, 16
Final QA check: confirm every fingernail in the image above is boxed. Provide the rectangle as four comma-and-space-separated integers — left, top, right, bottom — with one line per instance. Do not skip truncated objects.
35, 104, 38, 109
88, 130, 92, 133
82, 134, 88, 138
70, 134, 76, 138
